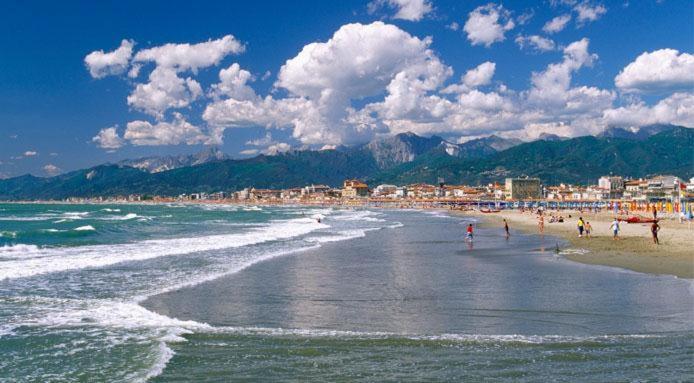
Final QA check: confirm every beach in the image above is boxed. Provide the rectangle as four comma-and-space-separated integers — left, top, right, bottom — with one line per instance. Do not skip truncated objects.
2, 202, 693, 381
459, 209, 694, 278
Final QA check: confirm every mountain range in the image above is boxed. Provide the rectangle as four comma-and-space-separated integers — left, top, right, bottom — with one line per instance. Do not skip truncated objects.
117, 147, 228, 173
0, 125, 691, 200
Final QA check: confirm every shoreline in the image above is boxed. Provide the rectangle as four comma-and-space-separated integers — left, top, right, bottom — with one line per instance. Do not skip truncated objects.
2, 199, 691, 278
454, 209, 694, 279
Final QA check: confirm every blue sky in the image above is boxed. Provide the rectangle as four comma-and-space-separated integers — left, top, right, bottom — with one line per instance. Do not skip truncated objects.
1, 0, 692, 178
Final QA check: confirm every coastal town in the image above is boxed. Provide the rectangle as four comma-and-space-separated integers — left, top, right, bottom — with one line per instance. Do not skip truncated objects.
65, 174, 694, 217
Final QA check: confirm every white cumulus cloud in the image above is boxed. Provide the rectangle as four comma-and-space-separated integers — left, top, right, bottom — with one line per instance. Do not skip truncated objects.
205, 22, 452, 146
603, 92, 694, 128
463, 61, 496, 88
368, 0, 433, 21
92, 126, 124, 150
126, 67, 203, 118
84, 39, 134, 78
43, 164, 61, 176
209, 63, 256, 100
515, 35, 556, 52
132, 35, 244, 73
264, 142, 292, 155
615, 49, 694, 94
463, 3, 515, 47
574, 1, 607, 24
124, 113, 211, 146
543, 14, 571, 34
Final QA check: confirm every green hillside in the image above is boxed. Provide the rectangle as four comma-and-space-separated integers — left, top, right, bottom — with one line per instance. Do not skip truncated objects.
1, 126, 691, 200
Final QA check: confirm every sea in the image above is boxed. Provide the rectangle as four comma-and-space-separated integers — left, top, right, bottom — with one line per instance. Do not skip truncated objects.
0, 203, 692, 382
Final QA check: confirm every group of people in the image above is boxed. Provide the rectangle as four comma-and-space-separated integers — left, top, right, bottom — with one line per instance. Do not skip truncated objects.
576, 217, 592, 238
599, 217, 660, 244
464, 214, 662, 245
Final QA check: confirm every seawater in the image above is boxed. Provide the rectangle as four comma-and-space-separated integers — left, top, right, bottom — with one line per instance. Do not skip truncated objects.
0, 204, 692, 382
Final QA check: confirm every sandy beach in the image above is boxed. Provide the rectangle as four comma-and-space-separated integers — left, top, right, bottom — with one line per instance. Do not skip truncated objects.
457, 209, 694, 279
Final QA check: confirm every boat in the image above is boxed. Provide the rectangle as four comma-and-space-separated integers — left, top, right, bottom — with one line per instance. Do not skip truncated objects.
625, 216, 657, 224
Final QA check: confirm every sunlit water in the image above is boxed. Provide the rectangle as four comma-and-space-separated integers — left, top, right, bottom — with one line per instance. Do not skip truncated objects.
0, 204, 692, 382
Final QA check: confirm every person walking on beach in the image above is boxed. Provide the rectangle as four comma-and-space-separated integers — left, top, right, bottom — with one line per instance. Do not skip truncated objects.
585, 221, 592, 238
651, 221, 660, 244
466, 223, 474, 242
610, 218, 620, 240
577, 217, 585, 237
538, 215, 544, 234
503, 219, 510, 239
653, 206, 657, 220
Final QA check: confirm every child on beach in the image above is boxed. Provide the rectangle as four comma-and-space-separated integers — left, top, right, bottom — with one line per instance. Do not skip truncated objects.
610, 218, 620, 240
466, 224, 474, 241
585, 222, 592, 238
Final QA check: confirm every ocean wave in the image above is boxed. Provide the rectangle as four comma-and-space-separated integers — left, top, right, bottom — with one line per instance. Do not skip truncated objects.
99, 213, 141, 221
0, 244, 41, 259
0, 218, 328, 280
74, 225, 96, 232
0, 231, 18, 238
101, 208, 121, 212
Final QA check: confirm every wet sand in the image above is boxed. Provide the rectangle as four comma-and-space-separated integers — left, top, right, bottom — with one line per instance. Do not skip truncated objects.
456, 209, 694, 278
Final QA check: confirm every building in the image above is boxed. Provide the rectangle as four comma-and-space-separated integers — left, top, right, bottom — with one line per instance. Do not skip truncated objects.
372, 184, 397, 198
645, 175, 682, 200
302, 184, 331, 197
342, 179, 369, 198
598, 176, 625, 199
504, 177, 541, 200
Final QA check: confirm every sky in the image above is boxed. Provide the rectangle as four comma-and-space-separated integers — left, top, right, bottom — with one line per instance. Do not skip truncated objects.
0, 0, 692, 178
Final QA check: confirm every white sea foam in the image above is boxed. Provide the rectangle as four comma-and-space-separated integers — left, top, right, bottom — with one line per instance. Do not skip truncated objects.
43, 229, 67, 233
332, 210, 385, 222
62, 212, 89, 219
197, 204, 238, 212
304, 229, 368, 244
0, 218, 327, 280
0, 231, 18, 238
74, 225, 96, 231
101, 208, 121, 212
201, 326, 663, 344
0, 216, 50, 221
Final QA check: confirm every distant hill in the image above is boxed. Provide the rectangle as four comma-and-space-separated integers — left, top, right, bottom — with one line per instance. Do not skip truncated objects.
370, 126, 693, 185
0, 125, 691, 200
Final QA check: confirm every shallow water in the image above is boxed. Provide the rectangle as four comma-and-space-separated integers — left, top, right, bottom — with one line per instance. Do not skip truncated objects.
0, 204, 692, 382
146, 209, 694, 382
